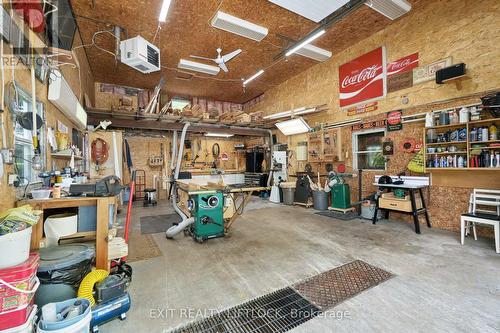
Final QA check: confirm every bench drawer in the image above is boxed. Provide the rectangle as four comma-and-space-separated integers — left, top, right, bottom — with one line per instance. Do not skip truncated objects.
379, 194, 422, 213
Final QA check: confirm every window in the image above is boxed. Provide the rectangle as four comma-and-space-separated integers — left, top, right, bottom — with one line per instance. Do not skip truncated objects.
352, 128, 385, 170
171, 97, 190, 111
13, 85, 46, 184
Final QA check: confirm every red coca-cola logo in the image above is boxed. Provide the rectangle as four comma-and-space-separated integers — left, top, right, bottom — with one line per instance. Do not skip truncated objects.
387, 53, 419, 76
341, 65, 381, 88
387, 111, 401, 125
388, 58, 412, 71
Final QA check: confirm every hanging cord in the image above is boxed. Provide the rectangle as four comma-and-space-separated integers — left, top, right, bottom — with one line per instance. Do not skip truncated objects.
72, 28, 118, 58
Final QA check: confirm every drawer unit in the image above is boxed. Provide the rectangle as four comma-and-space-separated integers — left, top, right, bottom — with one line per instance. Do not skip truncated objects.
379, 193, 422, 213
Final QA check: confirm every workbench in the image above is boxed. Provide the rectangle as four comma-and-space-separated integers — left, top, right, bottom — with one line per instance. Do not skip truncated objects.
17, 196, 117, 271
372, 182, 431, 234
176, 179, 269, 232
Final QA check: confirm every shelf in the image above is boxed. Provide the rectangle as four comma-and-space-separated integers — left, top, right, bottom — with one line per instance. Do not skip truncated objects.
425, 151, 467, 155
426, 123, 467, 130
469, 139, 500, 145
426, 141, 467, 146
468, 118, 500, 125
426, 167, 500, 171
51, 153, 83, 160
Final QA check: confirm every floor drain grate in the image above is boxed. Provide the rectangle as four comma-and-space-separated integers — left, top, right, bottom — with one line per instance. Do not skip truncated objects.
171, 287, 320, 333
169, 260, 393, 332
293, 260, 393, 310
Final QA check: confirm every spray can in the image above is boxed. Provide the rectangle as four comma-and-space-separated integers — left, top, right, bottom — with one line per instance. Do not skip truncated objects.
482, 127, 489, 142
470, 128, 477, 142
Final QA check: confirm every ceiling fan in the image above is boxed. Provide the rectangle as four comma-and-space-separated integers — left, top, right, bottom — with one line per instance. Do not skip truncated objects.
190, 48, 242, 73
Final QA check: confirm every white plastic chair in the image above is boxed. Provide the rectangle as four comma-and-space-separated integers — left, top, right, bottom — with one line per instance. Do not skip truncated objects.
460, 189, 500, 253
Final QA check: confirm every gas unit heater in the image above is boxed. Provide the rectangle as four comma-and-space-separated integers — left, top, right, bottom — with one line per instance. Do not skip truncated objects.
296, 44, 332, 62
120, 36, 160, 73
365, 0, 411, 20
211, 11, 268, 42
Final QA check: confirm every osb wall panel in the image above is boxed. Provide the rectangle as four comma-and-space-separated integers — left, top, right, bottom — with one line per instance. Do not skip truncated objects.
249, 0, 500, 119
0, 24, 95, 212
250, 0, 500, 235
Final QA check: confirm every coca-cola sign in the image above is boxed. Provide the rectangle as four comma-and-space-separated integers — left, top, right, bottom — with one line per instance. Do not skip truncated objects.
339, 47, 386, 108
387, 53, 419, 76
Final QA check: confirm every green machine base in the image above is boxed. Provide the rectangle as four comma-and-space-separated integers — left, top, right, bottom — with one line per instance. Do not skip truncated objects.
186, 192, 225, 243
331, 183, 351, 209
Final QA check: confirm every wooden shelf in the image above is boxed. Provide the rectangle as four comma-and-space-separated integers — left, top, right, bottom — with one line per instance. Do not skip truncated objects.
468, 118, 500, 125
469, 139, 500, 145
425, 151, 467, 155
426, 141, 467, 146
426, 123, 467, 130
51, 153, 83, 160
427, 167, 500, 171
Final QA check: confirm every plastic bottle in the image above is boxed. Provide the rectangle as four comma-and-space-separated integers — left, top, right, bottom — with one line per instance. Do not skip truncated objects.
470, 128, 477, 142
482, 127, 489, 142
489, 124, 498, 140
459, 107, 469, 123
458, 156, 465, 168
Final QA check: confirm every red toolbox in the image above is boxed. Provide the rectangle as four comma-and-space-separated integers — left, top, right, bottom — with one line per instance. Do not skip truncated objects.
0, 253, 40, 330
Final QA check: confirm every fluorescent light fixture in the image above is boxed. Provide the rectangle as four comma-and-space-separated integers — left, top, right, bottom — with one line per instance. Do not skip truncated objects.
263, 107, 323, 120
296, 44, 332, 62
365, 0, 411, 20
178, 59, 221, 75
211, 11, 269, 42
285, 29, 326, 57
159, 0, 172, 22
275, 117, 311, 136
243, 69, 264, 86
268, 0, 349, 23
204, 133, 234, 138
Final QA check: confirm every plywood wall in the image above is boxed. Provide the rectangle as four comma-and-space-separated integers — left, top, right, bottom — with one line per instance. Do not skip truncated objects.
0, 15, 95, 212
247, 0, 500, 235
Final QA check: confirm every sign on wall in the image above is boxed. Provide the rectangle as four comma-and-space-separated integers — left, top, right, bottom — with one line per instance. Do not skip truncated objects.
387, 52, 419, 93
386, 110, 403, 131
339, 46, 387, 108
413, 57, 453, 84
347, 102, 378, 116
351, 119, 386, 131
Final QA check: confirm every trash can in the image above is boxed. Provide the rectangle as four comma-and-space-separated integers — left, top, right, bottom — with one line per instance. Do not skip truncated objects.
36, 244, 94, 308
313, 190, 329, 211
280, 182, 296, 205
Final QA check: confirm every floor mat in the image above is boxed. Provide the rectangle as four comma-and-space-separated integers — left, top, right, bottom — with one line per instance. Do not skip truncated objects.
127, 231, 162, 262
315, 210, 359, 221
140, 214, 180, 234
293, 260, 393, 310
169, 260, 392, 333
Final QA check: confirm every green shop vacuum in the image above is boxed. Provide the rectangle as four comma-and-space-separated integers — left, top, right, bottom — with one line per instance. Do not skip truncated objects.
185, 192, 225, 243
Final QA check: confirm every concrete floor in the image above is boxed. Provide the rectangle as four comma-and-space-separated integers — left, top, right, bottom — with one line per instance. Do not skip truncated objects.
103, 198, 500, 333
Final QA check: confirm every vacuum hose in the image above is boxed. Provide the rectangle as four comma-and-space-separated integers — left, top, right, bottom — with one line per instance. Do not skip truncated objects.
77, 269, 109, 306
166, 123, 193, 239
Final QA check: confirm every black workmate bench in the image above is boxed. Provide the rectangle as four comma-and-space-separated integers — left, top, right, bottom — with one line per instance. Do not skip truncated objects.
372, 183, 431, 234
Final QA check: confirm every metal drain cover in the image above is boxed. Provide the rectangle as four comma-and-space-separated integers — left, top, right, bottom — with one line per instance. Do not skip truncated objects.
293, 260, 393, 310
169, 260, 393, 333
171, 287, 320, 333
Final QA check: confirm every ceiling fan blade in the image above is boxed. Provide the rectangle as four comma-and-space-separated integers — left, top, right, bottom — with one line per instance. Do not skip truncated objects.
222, 49, 242, 63
219, 62, 229, 73
190, 55, 216, 62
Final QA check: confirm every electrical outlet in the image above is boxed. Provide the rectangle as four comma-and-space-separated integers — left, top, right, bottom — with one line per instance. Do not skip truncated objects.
1, 149, 14, 164
8, 173, 18, 186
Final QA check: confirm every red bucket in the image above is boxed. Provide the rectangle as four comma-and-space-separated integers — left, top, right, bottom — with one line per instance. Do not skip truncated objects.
0, 253, 39, 330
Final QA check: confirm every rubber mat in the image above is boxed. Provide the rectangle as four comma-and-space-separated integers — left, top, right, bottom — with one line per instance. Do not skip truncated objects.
169, 260, 393, 333
315, 210, 359, 221
140, 214, 180, 234
293, 260, 393, 310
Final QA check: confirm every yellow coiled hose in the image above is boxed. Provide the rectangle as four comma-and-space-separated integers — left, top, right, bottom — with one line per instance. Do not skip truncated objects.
77, 269, 109, 306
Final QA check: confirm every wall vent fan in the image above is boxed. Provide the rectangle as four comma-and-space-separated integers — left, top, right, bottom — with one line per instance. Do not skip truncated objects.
211, 11, 268, 42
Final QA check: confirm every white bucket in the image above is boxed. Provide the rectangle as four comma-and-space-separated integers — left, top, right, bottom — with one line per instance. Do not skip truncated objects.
3, 305, 37, 333
44, 214, 78, 247
0, 227, 32, 269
